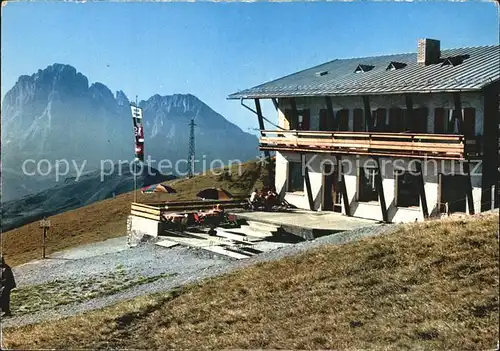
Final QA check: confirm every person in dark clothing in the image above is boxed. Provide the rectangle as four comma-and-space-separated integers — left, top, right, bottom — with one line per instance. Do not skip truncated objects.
0, 256, 16, 317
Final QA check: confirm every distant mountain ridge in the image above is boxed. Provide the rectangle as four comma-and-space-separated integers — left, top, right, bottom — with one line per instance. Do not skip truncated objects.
1, 63, 258, 201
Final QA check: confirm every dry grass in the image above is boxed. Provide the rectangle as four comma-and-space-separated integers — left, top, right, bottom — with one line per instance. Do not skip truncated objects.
1, 161, 271, 267
4, 212, 498, 350
11, 269, 176, 316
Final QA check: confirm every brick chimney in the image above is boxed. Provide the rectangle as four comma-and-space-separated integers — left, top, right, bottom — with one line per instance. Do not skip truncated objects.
417, 38, 441, 66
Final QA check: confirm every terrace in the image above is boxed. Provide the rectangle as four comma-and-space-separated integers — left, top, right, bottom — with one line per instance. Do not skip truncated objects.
259, 130, 481, 160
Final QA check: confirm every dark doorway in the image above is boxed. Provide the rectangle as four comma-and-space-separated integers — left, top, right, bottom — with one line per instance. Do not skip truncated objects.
323, 164, 342, 212
440, 175, 468, 213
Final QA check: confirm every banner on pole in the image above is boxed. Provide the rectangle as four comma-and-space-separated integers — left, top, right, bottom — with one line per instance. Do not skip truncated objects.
130, 104, 145, 161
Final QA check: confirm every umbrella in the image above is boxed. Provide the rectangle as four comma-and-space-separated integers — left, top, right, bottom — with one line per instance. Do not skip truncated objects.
196, 187, 233, 200
141, 183, 177, 194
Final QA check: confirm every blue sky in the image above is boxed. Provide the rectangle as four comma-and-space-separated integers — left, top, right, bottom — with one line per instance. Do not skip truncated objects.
1, 1, 498, 133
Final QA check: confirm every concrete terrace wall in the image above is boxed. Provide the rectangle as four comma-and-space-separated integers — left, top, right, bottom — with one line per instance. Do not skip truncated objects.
127, 215, 161, 247
341, 156, 483, 223
275, 152, 483, 223
276, 151, 336, 210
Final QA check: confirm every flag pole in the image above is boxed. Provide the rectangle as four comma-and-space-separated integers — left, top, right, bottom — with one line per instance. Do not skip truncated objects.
134, 161, 137, 203
133, 95, 138, 204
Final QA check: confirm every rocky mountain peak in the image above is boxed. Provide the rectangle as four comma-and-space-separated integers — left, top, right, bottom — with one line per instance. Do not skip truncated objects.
115, 90, 129, 106
1, 63, 258, 202
89, 82, 116, 105
141, 93, 207, 118
3, 63, 89, 108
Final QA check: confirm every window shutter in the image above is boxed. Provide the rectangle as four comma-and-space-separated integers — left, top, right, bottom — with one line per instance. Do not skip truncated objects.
344, 110, 350, 131
402, 109, 410, 132
319, 109, 327, 131
338, 109, 349, 131
353, 109, 364, 131
377, 109, 387, 131
285, 109, 294, 129
434, 108, 445, 133
301, 109, 310, 130
463, 108, 476, 137
413, 108, 428, 133
389, 108, 403, 132
448, 109, 456, 133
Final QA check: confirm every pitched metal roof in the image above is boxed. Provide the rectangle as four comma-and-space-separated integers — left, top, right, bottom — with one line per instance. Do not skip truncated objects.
228, 45, 500, 99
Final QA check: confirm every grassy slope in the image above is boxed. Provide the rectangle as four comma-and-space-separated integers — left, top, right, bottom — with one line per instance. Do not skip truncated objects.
4, 212, 498, 350
2, 161, 271, 266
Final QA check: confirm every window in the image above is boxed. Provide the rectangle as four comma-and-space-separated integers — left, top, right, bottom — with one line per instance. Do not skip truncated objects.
463, 108, 476, 137
395, 171, 420, 207
337, 109, 349, 131
285, 109, 310, 130
353, 109, 364, 131
297, 110, 310, 130
358, 167, 378, 202
435, 108, 475, 135
434, 108, 461, 134
288, 161, 304, 192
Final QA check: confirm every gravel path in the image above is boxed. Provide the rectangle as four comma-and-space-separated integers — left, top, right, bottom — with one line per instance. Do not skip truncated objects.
3, 223, 392, 329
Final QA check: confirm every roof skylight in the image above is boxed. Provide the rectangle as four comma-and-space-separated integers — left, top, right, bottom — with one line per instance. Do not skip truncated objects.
441, 54, 470, 67
355, 64, 375, 73
386, 61, 407, 71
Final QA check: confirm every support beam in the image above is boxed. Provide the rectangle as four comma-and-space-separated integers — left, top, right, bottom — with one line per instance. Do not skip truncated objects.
336, 156, 350, 216
453, 92, 474, 214
255, 98, 271, 165
272, 98, 279, 111
437, 173, 443, 213
255, 98, 266, 133
480, 83, 499, 210
303, 155, 315, 211
415, 161, 429, 218
265, 155, 274, 190
325, 96, 336, 131
290, 97, 299, 130
453, 92, 463, 133
463, 161, 475, 215
362, 96, 372, 132
373, 157, 388, 222
404, 94, 414, 132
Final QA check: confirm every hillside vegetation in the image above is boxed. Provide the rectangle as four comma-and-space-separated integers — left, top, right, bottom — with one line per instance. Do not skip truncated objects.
4, 212, 498, 350
2, 160, 272, 266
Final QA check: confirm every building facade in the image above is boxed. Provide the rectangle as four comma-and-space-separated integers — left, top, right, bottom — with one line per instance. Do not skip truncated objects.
229, 39, 499, 223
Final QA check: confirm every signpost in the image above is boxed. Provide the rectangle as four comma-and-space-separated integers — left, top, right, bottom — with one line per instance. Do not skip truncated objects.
39, 217, 51, 259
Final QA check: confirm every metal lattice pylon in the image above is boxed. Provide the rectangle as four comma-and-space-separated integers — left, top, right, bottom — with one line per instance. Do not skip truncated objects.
187, 118, 196, 178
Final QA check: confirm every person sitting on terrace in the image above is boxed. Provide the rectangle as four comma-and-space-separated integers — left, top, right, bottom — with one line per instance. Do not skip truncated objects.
249, 188, 262, 210
250, 188, 258, 202
263, 189, 277, 211
202, 204, 225, 220
212, 204, 224, 215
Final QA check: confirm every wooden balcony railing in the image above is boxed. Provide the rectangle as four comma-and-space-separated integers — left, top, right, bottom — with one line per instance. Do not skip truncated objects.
259, 130, 481, 160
